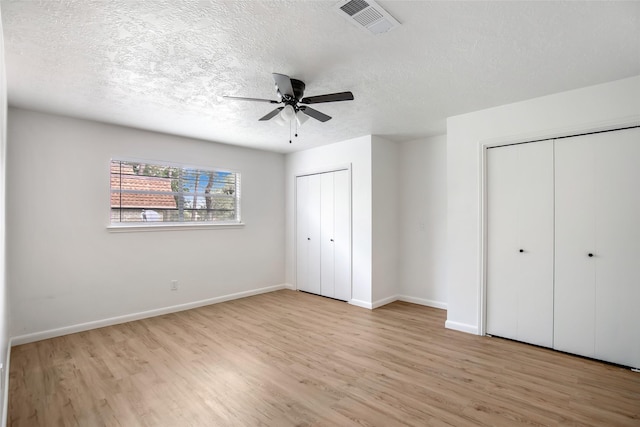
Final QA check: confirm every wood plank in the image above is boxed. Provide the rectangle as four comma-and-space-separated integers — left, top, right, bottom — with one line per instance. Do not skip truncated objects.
9, 290, 640, 426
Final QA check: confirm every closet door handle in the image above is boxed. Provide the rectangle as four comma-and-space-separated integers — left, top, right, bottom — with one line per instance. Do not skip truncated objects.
519, 249, 524, 253
588, 253, 594, 257
307, 237, 311, 241
330, 239, 334, 242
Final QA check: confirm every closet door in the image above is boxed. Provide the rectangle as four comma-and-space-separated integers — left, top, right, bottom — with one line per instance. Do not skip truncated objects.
555, 127, 640, 368
296, 170, 351, 302
594, 127, 640, 368
486, 141, 554, 347
296, 174, 321, 294
554, 136, 598, 358
320, 170, 351, 301
320, 172, 336, 298
333, 169, 351, 301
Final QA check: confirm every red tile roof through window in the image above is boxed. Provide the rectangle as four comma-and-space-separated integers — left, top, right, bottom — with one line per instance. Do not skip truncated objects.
110, 163, 176, 209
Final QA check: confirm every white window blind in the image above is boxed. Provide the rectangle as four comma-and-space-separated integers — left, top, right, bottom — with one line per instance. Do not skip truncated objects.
110, 160, 241, 224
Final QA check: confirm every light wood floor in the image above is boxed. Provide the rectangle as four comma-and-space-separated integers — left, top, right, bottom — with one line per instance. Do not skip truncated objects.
8, 290, 640, 426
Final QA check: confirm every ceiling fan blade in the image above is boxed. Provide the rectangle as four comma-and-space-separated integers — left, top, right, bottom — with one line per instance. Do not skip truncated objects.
259, 107, 284, 121
300, 106, 331, 122
223, 95, 279, 104
272, 73, 294, 98
300, 91, 354, 104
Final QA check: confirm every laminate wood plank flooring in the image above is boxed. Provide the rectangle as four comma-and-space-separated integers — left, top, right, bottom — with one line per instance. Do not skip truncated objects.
8, 290, 640, 426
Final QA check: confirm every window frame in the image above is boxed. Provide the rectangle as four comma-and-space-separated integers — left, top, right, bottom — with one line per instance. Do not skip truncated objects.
107, 157, 244, 232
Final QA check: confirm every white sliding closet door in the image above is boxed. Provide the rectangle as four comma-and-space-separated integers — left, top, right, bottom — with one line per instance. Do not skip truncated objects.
296, 174, 321, 295
555, 127, 640, 368
486, 141, 554, 347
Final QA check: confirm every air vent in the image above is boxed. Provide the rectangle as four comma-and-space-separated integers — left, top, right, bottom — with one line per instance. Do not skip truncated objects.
334, 0, 400, 35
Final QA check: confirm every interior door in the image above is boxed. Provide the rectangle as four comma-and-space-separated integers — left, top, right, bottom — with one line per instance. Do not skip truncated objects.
486, 141, 554, 347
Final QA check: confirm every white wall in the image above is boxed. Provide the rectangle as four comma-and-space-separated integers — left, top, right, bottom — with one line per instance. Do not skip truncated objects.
285, 135, 373, 306
398, 135, 447, 308
7, 108, 286, 339
0, 10, 10, 426
446, 75, 640, 334
371, 136, 399, 305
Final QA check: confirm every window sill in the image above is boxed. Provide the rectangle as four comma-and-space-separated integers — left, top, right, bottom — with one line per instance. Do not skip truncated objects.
107, 222, 245, 233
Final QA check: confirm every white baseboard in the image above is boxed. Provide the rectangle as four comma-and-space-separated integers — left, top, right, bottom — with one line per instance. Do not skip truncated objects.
445, 320, 480, 335
11, 284, 290, 346
348, 299, 373, 309
1, 338, 11, 427
372, 295, 398, 309
282, 283, 295, 290
350, 295, 449, 311
397, 295, 447, 310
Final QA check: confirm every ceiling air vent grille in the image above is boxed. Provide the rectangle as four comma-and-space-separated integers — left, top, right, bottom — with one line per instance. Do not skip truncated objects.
354, 8, 383, 27
340, 0, 368, 16
334, 0, 400, 35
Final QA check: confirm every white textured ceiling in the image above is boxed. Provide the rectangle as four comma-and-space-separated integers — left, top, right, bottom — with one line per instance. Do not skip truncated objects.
1, 1, 639, 153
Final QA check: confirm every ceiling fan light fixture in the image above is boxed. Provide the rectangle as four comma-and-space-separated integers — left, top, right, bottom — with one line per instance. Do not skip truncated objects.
281, 104, 296, 121
296, 110, 310, 127
273, 113, 287, 126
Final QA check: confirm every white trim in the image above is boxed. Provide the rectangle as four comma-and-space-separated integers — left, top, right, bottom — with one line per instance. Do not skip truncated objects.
348, 299, 372, 309
1, 338, 10, 427
282, 283, 295, 290
479, 116, 640, 149
109, 156, 241, 176
11, 284, 289, 346
371, 295, 397, 309
477, 118, 640, 337
295, 163, 352, 178
107, 222, 245, 232
351, 295, 449, 310
445, 320, 479, 335
397, 295, 447, 310
478, 137, 488, 336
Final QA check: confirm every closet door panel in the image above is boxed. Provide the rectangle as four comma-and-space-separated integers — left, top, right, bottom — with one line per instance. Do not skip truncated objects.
515, 141, 554, 347
554, 137, 597, 358
486, 141, 554, 346
486, 145, 520, 340
296, 176, 310, 292
320, 172, 335, 298
333, 170, 351, 302
593, 127, 640, 368
306, 174, 322, 295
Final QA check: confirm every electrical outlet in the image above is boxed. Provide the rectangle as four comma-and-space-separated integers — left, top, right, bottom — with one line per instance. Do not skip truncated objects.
170, 280, 178, 291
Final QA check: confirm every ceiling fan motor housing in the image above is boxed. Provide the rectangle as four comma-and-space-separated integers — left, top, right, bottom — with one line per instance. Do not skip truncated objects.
278, 79, 306, 104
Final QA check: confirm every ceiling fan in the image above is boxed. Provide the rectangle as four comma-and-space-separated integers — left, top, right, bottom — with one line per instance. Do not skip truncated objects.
224, 73, 354, 124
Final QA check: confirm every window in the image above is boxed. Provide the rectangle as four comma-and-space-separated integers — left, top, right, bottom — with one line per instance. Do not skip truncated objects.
110, 160, 241, 225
